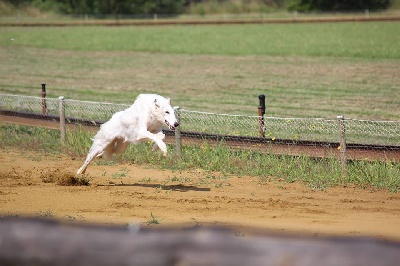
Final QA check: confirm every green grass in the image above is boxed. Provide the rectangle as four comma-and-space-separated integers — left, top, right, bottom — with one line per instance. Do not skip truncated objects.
147, 212, 162, 225
1, 124, 399, 192
0, 47, 399, 120
1, 23, 399, 58
0, 23, 399, 120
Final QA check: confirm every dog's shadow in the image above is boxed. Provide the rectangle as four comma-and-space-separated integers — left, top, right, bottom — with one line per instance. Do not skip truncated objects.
101, 182, 211, 192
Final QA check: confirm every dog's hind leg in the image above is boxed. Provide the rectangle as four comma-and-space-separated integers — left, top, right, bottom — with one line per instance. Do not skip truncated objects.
77, 140, 112, 175
77, 153, 96, 175
113, 138, 129, 154
101, 139, 117, 160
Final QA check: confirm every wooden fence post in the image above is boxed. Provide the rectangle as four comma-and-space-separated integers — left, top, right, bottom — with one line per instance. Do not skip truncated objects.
174, 106, 182, 157
337, 115, 347, 176
59, 96, 66, 144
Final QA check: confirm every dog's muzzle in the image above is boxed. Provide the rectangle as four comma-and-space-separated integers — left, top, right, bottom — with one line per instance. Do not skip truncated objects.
165, 120, 179, 130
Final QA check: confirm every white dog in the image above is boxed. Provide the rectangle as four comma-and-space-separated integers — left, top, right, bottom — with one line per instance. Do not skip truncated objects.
77, 94, 179, 175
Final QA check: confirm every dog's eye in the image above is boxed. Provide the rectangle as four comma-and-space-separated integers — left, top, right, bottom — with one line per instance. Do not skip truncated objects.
166, 111, 170, 114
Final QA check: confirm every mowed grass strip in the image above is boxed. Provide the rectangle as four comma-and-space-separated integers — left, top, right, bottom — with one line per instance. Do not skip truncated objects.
0, 22, 399, 120
0, 47, 398, 120
1, 22, 399, 58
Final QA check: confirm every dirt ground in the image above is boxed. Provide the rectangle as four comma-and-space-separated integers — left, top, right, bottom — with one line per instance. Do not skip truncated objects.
1, 148, 400, 241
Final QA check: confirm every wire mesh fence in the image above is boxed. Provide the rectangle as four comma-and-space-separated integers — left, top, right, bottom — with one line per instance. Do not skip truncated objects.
64, 99, 129, 124
1, 93, 399, 165
179, 109, 342, 142
178, 109, 400, 149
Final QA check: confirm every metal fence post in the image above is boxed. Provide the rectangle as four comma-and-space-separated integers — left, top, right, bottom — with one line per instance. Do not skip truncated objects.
174, 106, 182, 157
41, 83, 47, 114
258, 94, 266, 138
59, 96, 66, 144
337, 115, 347, 176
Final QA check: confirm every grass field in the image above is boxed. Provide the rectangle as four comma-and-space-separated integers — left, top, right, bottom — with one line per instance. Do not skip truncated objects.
1, 23, 400, 58
0, 22, 399, 120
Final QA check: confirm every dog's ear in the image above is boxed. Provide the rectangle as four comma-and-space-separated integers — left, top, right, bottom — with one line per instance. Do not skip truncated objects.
154, 99, 160, 108
166, 98, 171, 105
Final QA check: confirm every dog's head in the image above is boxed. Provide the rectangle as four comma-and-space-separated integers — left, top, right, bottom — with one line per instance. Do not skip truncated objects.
152, 97, 179, 130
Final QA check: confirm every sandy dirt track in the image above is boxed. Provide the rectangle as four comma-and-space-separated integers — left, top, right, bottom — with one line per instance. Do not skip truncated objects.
1, 148, 400, 240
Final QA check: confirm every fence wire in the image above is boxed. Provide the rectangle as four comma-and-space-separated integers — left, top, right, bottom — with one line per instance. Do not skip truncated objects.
64, 99, 129, 123
1, 94, 399, 161
179, 109, 400, 146
180, 109, 341, 142
345, 119, 400, 146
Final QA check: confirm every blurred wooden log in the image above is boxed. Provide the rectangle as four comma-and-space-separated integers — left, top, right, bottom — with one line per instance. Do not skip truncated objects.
0, 218, 399, 266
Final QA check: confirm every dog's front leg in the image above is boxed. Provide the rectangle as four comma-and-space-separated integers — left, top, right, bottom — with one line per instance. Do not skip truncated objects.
137, 130, 167, 156
155, 131, 165, 140
152, 131, 166, 151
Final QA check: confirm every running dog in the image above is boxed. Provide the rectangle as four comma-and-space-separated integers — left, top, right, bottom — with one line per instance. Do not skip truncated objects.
77, 94, 179, 175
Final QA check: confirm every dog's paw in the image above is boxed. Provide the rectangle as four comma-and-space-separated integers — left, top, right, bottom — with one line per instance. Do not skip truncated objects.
157, 142, 167, 156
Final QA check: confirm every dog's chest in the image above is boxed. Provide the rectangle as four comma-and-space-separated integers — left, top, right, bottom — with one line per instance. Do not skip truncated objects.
148, 122, 162, 133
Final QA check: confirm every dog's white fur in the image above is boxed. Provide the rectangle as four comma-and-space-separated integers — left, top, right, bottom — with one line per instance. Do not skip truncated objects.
77, 94, 179, 175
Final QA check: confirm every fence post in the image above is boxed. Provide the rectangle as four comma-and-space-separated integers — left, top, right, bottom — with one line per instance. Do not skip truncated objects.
258, 94, 266, 138
41, 84, 47, 114
59, 96, 66, 144
174, 106, 182, 157
365, 9, 370, 18
337, 115, 347, 176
